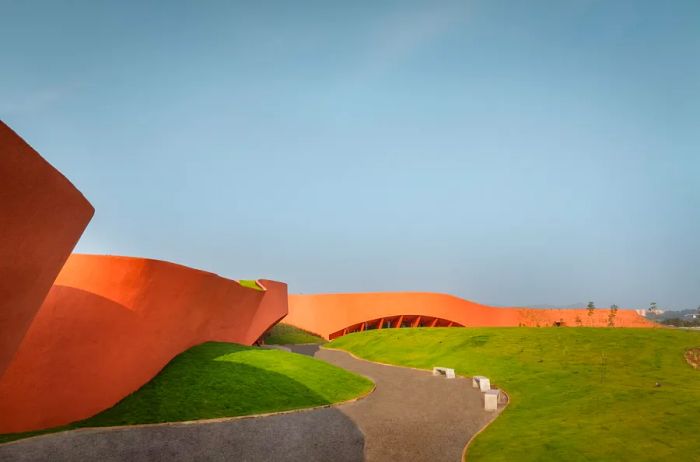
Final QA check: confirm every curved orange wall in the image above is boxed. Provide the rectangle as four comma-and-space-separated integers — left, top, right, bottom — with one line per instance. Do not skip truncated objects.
0, 122, 94, 377
0, 254, 287, 433
286, 292, 655, 339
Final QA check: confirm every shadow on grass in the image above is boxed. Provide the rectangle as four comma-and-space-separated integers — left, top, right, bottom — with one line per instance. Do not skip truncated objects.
0, 342, 357, 445
287, 344, 322, 357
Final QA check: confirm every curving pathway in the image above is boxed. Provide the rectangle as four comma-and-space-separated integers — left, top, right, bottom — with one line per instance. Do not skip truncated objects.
296, 346, 503, 461
0, 347, 503, 462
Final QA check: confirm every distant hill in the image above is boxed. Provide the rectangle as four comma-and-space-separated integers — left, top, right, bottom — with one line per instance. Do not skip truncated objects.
523, 303, 588, 309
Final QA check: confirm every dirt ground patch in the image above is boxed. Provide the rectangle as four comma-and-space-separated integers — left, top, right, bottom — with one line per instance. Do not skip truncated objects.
684, 348, 700, 369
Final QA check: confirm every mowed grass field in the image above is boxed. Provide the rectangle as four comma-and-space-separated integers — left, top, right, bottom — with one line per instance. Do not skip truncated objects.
0, 342, 372, 444
265, 323, 327, 345
329, 327, 700, 461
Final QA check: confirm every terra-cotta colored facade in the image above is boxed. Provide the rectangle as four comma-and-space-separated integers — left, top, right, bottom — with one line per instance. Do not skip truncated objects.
0, 122, 288, 433
0, 120, 655, 434
286, 292, 655, 340
0, 255, 287, 433
0, 121, 94, 378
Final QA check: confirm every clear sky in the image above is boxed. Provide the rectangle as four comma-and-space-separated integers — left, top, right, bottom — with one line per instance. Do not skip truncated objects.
2, 1, 698, 309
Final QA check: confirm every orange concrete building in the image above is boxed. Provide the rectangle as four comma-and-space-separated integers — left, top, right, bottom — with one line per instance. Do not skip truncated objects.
0, 121, 94, 377
286, 292, 655, 340
0, 123, 287, 433
0, 120, 654, 434
0, 255, 287, 433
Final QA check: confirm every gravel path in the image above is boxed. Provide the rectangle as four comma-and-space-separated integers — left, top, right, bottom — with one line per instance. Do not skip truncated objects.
0, 408, 364, 462
0, 346, 503, 462
293, 346, 503, 461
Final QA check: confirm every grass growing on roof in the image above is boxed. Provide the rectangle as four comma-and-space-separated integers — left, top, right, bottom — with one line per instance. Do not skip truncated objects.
0, 342, 372, 444
329, 327, 700, 462
238, 279, 263, 290
265, 323, 326, 344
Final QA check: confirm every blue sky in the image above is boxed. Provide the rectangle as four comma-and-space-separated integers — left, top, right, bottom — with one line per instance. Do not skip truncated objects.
2, 1, 698, 309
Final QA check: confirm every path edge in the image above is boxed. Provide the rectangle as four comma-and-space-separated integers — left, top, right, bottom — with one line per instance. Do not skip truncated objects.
0, 370, 376, 448
324, 345, 512, 462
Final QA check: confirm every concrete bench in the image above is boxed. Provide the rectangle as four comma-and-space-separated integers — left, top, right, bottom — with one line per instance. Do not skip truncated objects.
432, 366, 456, 379
472, 375, 491, 391
483, 389, 500, 411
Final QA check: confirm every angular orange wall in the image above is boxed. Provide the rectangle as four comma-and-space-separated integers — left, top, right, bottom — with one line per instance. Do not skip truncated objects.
286, 292, 655, 339
0, 254, 287, 433
0, 122, 94, 378
0, 123, 289, 433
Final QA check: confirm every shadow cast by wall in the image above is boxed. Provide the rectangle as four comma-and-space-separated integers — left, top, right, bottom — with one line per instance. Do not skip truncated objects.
78, 344, 341, 426
286, 344, 322, 357
0, 344, 366, 462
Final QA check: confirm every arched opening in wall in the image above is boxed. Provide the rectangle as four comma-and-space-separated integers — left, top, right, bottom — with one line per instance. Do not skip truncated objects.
328, 315, 464, 340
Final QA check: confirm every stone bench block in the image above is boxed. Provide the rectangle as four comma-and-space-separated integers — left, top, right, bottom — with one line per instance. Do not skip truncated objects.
472, 375, 490, 391
484, 389, 500, 411
432, 366, 455, 379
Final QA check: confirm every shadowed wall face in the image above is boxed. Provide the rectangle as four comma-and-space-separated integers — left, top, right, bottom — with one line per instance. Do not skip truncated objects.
0, 122, 94, 378
0, 254, 288, 433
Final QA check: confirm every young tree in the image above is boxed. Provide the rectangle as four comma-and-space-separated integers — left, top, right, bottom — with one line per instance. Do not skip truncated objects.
587, 301, 595, 315
648, 302, 658, 317
608, 304, 619, 327
586, 301, 596, 326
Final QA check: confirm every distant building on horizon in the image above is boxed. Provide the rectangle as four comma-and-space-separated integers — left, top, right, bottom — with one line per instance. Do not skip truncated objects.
636, 308, 666, 317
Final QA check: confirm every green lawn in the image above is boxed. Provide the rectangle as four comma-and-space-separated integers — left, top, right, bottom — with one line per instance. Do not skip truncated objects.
265, 323, 327, 345
329, 327, 700, 461
0, 342, 372, 444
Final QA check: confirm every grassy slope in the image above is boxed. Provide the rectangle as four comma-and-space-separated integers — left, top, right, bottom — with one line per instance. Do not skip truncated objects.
0, 342, 372, 444
265, 323, 326, 345
329, 327, 700, 462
